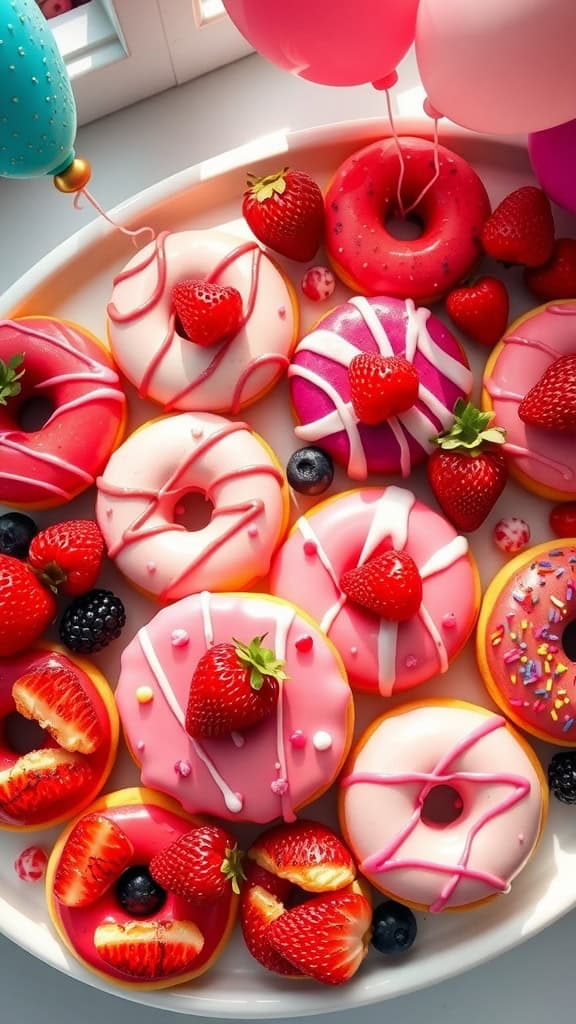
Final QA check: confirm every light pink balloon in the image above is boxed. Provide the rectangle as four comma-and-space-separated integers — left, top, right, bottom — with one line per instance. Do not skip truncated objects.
529, 119, 576, 216
416, 0, 576, 135
222, 0, 419, 88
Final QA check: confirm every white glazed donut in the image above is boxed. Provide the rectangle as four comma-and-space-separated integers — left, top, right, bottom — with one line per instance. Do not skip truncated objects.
96, 412, 289, 602
339, 700, 547, 912
106, 230, 298, 414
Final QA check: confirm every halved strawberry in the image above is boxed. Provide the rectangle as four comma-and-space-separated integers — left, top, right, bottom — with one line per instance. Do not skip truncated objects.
248, 820, 356, 893
150, 824, 244, 904
94, 920, 204, 980
0, 748, 94, 822
12, 659, 103, 755
340, 550, 423, 622
171, 279, 243, 348
240, 880, 301, 977
243, 859, 292, 903
268, 889, 372, 985
54, 813, 134, 908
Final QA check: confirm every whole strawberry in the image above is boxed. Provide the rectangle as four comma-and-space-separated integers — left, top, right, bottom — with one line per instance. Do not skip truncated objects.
518, 355, 576, 432
481, 186, 555, 267
0, 554, 56, 656
524, 239, 576, 300
348, 354, 419, 425
150, 825, 245, 903
445, 276, 509, 347
28, 520, 104, 596
550, 503, 576, 538
428, 400, 508, 532
242, 168, 324, 263
185, 634, 288, 739
171, 279, 243, 347
340, 550, 422, 621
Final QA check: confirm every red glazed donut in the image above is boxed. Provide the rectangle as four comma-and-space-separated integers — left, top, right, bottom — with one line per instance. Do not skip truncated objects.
0, 645, 118, 831
0, 317, 126, 509
46, 788, 239, 990
325, 136, 491, 304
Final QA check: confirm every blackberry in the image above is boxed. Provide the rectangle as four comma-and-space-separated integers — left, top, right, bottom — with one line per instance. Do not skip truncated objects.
548, 751, 576, 805
59, 588, 126, 654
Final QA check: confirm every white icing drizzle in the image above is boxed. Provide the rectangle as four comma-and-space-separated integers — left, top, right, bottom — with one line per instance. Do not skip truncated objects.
291, 296, 472, 481
273, 603, 297, 821
291, 364, 367, 479
200, 590, 214, 647
358, 487, 415, 564
377, 620, 399, 697
137, 625, 243, 814
297, 516, 342, 591
418, 604, 449, 673
419, 536, 469, 580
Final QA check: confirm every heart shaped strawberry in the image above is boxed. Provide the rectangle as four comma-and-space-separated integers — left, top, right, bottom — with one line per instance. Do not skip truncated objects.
445, 276, 509, 347
524, 239, 576, 301
171, 279, 243, 347
340, 550, 422, 621
481, 186, 555, 267
518, 355, 576, 432
348, 354, 419, 425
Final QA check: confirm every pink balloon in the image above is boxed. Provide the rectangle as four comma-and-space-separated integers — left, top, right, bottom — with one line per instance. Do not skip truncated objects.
222, 0, 419, 88
416, 0, 576, 135
529, 119, 576, 216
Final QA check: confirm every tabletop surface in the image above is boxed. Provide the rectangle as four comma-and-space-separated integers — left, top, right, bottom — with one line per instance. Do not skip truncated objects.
0, 46, 574, 1023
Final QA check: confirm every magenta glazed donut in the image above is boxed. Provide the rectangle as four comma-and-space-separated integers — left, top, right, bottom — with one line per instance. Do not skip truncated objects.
325, 136, 491, 303
288, 295, 472, 480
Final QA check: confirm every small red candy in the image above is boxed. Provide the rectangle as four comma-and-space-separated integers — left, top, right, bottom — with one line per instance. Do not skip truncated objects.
295, 634, 313, 653
301, 266, 336, 302
492, 517, 531, 554
14, 845, 48, 882
550, 503, 576, 539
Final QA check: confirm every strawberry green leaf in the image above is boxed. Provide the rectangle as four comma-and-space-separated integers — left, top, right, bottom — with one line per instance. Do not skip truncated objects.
233, 634, 289, 691
0, 353, 25, 406
220, 844, 246, 896
246, 169, 288, 203
431, 400, 506, 455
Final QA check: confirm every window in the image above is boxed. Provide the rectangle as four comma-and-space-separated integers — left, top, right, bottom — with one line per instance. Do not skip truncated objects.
39, 0, 253, 125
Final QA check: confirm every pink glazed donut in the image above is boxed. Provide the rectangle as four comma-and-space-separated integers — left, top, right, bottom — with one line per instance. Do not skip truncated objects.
482, 300, 576, 501
115, 592, 354, 824
0, 318, 126, 509
289, 295, 472, 480
339, 701, 547, 912
107, 230, 298, 414
325, 136, 491, 304
269, 487, 480, 695
96, 412, 289, 603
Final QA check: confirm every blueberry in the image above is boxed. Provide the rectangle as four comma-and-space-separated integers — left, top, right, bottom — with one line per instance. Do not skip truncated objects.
116, 866, 166, 917
286, 446, 334, 495
371, 900, 417, 956
0, 512, 38, 559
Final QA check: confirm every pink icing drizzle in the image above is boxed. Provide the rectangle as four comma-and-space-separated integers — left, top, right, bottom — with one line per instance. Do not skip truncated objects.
342, 715, 530, 912
230, 353, 290, 414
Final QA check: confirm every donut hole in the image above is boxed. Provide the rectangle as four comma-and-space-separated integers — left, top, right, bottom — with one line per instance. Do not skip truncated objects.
562, 619, 576, 661
3, 711, 48, 756
420, 784, 463, 829
384, 212, 424, 241
173, 491, 214, 532
17, 395, 55, 432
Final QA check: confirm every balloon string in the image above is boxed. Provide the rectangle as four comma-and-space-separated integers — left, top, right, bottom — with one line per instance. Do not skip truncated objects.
384, 87, 406, 217
73, 188, 155, 248
402, 116, 441, 218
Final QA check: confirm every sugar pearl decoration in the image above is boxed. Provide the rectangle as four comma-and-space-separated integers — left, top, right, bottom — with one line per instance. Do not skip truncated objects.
303, 539, 318, 556
295, 634, 313, 653
271, 777, 289, 795
248, 524, 259, 538
493, 517, 531, 554
312, 730, 333, 751
146, 561, 156, 574
136, 686, 154, 704
405, 655, 418, 669
174, 759, 192, 778
14, 846, 48, 883
170, 628, 189, 647
301, 266, 336, 302
191, 426, 204, 439
442, 612, 457, 630
290, 729, 307, 749
136, 740, 146, 753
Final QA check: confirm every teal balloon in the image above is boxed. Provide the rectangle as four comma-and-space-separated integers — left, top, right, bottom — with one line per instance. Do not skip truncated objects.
0, 0, 76, 179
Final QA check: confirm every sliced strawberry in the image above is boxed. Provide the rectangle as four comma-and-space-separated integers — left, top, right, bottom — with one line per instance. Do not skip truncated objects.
12, 659, 103, 755
243, 858, 293, 903
171, 279, 243, 347
240, 881, 301, 977
518, 355, 576, 432
94, 920, 204, 980
248, 820, 356, 893
54, 813, 134, 908
268, 889, 372, 985
348, 353, 419, 425
150, 824, 244, 904
340, 550, 423, 621
28, 520, 104, 597
0, 748, 94, 822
